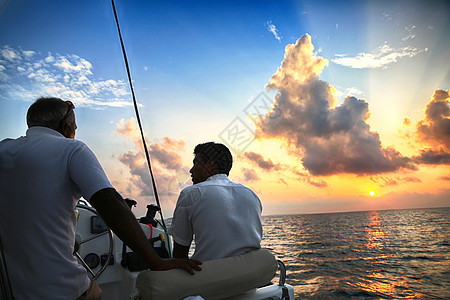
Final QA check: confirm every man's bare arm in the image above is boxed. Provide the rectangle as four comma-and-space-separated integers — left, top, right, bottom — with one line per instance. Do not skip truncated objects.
172, 241, 190, 259
90, 188, 201, 274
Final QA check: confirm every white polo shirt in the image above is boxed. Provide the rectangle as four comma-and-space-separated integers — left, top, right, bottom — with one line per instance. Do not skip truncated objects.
0, 127, 113, 300
169, 174, 262, 261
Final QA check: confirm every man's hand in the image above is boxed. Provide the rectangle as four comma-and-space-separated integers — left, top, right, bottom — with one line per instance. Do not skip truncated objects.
90, 188, 202, 275
156, 258, 202, 275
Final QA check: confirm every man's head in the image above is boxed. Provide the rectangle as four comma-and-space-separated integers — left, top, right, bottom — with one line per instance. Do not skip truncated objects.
190, 142, 233, 184
27, 97, 77, 139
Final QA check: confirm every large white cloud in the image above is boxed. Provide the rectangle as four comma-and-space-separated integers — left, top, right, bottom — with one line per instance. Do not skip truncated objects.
256, 34, 416, 176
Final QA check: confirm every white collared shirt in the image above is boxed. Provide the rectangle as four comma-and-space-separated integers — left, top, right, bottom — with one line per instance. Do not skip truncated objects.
0, 127, 113, 299
169, 174, 262, 261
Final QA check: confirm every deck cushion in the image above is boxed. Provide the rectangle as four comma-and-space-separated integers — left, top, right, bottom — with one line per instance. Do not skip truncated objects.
136, 249, 277, 300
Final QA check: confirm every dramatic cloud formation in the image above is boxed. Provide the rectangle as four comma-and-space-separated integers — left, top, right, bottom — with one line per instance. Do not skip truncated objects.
114, 118, 189, 199
332, 43, 427, 69
0, 45, 130, 107
256, 34, 415, 176
243, 151, 281, 171
265, 21, 281, 41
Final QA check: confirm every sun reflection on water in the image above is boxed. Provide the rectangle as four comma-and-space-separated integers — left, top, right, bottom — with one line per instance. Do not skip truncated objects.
352, 211, 424, 299
261, 209, 449, 299
349, 272, 424, 299
365, 211, 386, 250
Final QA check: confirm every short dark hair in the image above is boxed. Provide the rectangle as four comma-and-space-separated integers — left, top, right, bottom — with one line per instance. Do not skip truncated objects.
27, 97, 75, 130
194, 142, 233, 175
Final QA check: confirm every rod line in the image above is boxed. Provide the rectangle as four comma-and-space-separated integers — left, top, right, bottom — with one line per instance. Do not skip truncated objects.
111, 0, 166, 227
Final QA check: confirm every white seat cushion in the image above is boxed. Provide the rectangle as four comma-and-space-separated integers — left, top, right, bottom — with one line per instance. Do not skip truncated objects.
136, 249, 277, 300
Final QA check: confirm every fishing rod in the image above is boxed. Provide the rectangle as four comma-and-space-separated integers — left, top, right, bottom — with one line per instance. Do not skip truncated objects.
110, 0, 166, 228
0, 0, 9, 17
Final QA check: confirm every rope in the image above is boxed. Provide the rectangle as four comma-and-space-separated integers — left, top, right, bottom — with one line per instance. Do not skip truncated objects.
155, 219, 172, 258
0, 0, 9, 17
110, 0, 166, 228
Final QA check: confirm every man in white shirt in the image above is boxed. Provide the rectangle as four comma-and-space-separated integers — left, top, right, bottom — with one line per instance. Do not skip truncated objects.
169, 142, 262, 261
0, 97, 201, 300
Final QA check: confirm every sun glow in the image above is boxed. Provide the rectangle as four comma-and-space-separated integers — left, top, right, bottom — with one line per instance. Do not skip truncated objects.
369, 191, 375, 196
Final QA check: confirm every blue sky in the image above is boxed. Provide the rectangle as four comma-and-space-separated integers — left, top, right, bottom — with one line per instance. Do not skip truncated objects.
1, 0, 449, 216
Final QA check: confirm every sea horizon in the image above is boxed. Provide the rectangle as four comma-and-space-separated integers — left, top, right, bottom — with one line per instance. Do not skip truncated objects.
260, 205, 450, 218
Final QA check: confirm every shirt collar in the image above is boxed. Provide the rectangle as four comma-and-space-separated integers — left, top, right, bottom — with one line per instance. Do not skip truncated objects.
26, 126, 64, 138
206, 174, 229, 181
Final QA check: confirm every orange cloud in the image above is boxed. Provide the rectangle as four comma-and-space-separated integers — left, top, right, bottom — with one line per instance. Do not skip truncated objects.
114, 118, 189, 201
409, 89, 450, 165
149, 137, 186, 172
243, 151, 281, 171
291, 169, 328, 187
114, 118, 142, 147
370, 175, 422, 187
240, 168, 260, 182
413, 148, 450, 165
416, 89, 450, 150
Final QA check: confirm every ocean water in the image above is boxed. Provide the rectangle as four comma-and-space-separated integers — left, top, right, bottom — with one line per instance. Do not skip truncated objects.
261, 207, 450, 299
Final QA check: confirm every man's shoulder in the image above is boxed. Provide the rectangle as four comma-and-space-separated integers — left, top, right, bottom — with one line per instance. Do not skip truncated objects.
183, 179, 227, 191
179, 176, 255, 195
210, 177, 252, 191
196, 176, 253, 190
0, 137, 15, 147
178, 180, 220, 200
180, 184, 201, 194
47, 136, 89, 154
27, 127, 88, 148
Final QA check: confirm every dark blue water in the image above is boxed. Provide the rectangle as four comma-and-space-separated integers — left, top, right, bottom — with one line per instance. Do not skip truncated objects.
261, 207, 450, 299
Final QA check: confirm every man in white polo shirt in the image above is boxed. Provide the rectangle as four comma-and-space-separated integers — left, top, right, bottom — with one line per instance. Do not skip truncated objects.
0, 97, 201, 300
169, 142, 263, 261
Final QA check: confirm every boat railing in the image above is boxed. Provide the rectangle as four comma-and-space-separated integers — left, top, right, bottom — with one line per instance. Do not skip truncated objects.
276, 259, 287, 286
277, 258, 292, 300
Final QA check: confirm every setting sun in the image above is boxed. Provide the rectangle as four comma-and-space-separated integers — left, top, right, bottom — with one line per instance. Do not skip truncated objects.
369, 191, 375, 197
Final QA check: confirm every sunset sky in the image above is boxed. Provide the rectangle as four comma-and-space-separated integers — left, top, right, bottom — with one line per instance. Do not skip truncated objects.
1, 0, 449, 217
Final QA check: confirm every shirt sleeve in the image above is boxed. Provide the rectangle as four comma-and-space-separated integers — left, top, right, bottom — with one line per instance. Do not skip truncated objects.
168, 189, 196, 247
68, 142, 113, 201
